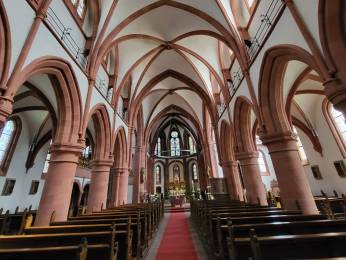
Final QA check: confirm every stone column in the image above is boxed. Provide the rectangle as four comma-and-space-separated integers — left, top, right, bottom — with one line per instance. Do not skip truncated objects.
132, 146, 142, 203
221, 161, 244, 201
236, 152, 268, 205
261, 133, 318, 214
109, 168, 121, 207
118, 168, 129, 205
86, 159, 113, 213
35, 144, 82, 226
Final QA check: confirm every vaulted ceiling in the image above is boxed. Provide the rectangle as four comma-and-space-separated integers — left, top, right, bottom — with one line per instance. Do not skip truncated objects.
90, 0, 246, 139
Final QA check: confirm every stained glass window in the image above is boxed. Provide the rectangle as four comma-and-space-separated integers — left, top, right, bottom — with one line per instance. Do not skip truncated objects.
155, 138, 161, 156
155, 165, 161, 185
170, 131, 180, 156
192, 163, 198, 180
189, 136, 196, 154
0, 120, 16, 166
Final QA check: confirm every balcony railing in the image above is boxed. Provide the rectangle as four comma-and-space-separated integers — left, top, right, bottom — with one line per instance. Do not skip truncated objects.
218, 0, 285, 118
45, 7, 87, 69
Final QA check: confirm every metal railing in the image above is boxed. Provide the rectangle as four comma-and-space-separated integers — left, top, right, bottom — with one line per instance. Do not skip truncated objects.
247, 0, 283, 60
218, 0, 284, 118
94, 75, 108, 98
45, 7, 87, 69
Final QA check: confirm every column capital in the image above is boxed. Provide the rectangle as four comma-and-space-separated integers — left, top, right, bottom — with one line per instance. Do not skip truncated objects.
258, 131, 296, 146
90, 159, 114, 168
235, 151, 259, 161
259, 132, 299, 154
219, 160, 238, 167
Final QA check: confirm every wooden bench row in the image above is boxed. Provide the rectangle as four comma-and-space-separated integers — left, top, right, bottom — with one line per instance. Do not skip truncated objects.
0, 201, 164, 260
191, 199, 346, 260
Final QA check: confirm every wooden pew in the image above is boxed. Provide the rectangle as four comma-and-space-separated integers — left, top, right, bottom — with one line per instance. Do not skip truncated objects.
0, 226, 119, 260
0, 209, 36, 235
0, 237, 89, 260
222, 218, 346, 260
237, 230, 346, 260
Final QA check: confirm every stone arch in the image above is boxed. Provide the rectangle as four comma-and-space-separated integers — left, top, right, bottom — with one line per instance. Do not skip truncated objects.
258, 45, 321, 136
6, 56, 83, 146
85, 104, 112, 161
319, 0, 346, 83
113, 126, 128, 169
233, 96, 257, 153
0, 1, 11, 90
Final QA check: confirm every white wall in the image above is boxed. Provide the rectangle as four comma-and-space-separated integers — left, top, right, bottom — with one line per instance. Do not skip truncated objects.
0, 115, 47, 213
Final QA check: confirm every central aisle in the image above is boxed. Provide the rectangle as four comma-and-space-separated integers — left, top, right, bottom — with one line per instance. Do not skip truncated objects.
155, 212, 198, 260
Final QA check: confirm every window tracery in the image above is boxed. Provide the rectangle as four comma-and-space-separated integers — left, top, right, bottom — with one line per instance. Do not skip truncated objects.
155, 165, 161, 185
170, 131, 180, 156
192, 163, 198, 180
155, 137, 161, 156
189, 136, 196, 154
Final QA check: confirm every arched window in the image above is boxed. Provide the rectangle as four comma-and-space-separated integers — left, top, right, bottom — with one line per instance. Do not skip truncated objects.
170, 131, 180, 156
330, 106, 346, 141
323, 100, 346, 157
189, 136, 196, 154
293, 126, 309, 165
64, 0, 87, 27
0, 118, 21, 176
69, 0, 86, 18
192, 163, 198, 180
42, 140, 52, 173
257, 150, 269, 175
155, 165, 161, 185
155, 138, 161, 156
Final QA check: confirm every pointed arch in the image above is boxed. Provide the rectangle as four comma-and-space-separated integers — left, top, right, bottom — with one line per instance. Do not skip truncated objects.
233, 96, 256, 153
85, 104, 112, 161
113, 126, 128, 168
7, 56, 83, 145
0, 1, 11, 90
319, 0, 346, 83
130, 69, 217, 127
258, 45, 321, 135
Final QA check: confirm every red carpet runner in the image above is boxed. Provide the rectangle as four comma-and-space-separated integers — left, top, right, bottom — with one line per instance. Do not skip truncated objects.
155, 212, 198, 260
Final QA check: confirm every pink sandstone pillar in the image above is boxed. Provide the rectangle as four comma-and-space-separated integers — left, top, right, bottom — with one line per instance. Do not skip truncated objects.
35, 145, 81, 226
237, 152, 268, 205
132, 146, 142, 203
261, 134, 318, 214
86, 160, 113, 213
109, 168, 121, 207
221, 161, 244, 201
118, 169, 129, 205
